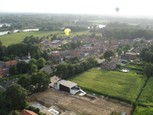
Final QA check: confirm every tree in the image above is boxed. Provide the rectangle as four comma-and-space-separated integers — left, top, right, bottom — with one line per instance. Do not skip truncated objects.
12, 110, 20, 115
28, 44, 42, 59
18, 75, 32, 92
123, 44, 130, 54
41, 51, 49, 60
0, 46, 7, 60
0, 90, 9, 114
0, 41, 2, 46
7, 43, 28, 57
16, 61, 29, 74
37, 57, 46, 69
140, 47, 153, 63
103, 51, 114, 60
30, 64, 38, 73
9, 65, 17, 75
144, 63, 153, 77
31, 72, 50, 92
56, 63, 68, 78
116, 48, 122, 56
29, 58, 37, 65
5, 84, 27, 110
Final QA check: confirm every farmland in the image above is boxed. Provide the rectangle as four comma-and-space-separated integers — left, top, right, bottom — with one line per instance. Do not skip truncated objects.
0, 31, 89, 46
70, 68, 146, 102
133, 106, 153, 115
138, 77, 153, 106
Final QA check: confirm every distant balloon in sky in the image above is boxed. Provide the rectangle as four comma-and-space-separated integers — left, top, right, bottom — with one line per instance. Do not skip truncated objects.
64, 28, 71, 36
115, 7, 120, 12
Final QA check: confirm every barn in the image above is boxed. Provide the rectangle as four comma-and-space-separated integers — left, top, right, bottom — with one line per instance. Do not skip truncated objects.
57, 80, 80, 94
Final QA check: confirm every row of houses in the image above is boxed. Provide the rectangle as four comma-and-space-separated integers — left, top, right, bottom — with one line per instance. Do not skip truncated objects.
101, 51, 139, 70
0, 53, 31, 78
41, 36, 143, 63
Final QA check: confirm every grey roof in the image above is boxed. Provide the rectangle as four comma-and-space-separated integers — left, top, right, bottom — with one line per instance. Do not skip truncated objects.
0, 61, 5, 67
0, 78, 18, 89
40, 65, 53, 75
58, 80, 77, 88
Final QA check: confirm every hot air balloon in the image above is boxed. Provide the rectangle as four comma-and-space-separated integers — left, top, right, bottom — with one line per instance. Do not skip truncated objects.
115, 7, 120, 12
64, 28, 71, 36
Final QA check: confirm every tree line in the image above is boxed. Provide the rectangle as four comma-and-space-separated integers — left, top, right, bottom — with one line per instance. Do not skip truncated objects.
101, 28, 153, 40
99, 23, 153, 40
56, 57, 98, 79
0, 14, 90, 31
140, 45, 153, 77
9, 57, 46, 75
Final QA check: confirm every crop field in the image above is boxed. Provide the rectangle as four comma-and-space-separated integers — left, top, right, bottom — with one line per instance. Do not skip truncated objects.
0, 31, 89, 46
133, 106, 153, 115
138, 77, 153, 106
70, 68, 146, 102
123, 63, 144, 71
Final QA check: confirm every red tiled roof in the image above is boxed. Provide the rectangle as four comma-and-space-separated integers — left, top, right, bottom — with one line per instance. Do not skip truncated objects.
20, 109, 38, 115
5, 60, 17, 66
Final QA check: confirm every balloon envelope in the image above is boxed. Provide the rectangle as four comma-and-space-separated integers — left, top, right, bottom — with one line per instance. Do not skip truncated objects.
64, 28, 71, 36
115, 7, 120, 12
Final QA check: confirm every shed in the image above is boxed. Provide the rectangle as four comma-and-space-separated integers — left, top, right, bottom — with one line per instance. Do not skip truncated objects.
57, 80, 80, 94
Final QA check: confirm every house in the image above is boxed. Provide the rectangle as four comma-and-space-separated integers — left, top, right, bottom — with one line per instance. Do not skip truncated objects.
0, 78, 18, 89
5, 60, 17, 67
0, 61, 5, 77
0, 60, 17, 77
0, 67, 7, 77
122, 52, 138, 61
20, 109, 38, 115
0, 68, 4, 77
21, 53, 31, 63
40, 65, 53, 75
0, 61, 5, 68
101, 57, 119, 70
51, 51, 61, 63
5, 59, 17, 75
57, 80, 81, 95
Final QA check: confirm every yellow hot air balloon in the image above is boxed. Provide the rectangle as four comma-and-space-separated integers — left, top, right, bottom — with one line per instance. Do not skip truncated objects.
64, 28, 71, 36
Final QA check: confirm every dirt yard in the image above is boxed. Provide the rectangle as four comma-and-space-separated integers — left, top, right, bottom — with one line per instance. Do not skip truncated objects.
28, 89, 133, 115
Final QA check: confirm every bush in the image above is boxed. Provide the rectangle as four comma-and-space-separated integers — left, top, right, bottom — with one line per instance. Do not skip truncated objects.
26, 106, 40, 114
12, 110, 20, 115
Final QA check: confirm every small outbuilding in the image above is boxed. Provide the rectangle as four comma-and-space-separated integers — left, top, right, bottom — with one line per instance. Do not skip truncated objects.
57, 80, 80, 95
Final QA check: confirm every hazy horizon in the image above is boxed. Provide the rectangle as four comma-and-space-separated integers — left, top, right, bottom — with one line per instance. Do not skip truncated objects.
0, 0, 153, 19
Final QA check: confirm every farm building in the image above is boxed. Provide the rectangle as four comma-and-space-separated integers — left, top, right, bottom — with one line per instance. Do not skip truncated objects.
57, 80, 81, 95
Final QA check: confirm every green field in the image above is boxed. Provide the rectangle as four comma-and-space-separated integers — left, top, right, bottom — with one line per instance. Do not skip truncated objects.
138, 77, 153, 106
70, 68, 146, 102
133, 106, 153, 115
0, 31, 89, 46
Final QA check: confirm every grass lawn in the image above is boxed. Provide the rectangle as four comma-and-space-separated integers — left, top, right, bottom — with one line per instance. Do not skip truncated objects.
0, 31, 89, 46
138, 77, 153, 106
133, 106, 153, 115
70, 68, 146, 102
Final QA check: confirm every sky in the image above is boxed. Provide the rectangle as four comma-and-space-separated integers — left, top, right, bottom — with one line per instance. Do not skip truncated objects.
0, 0, 153, 18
